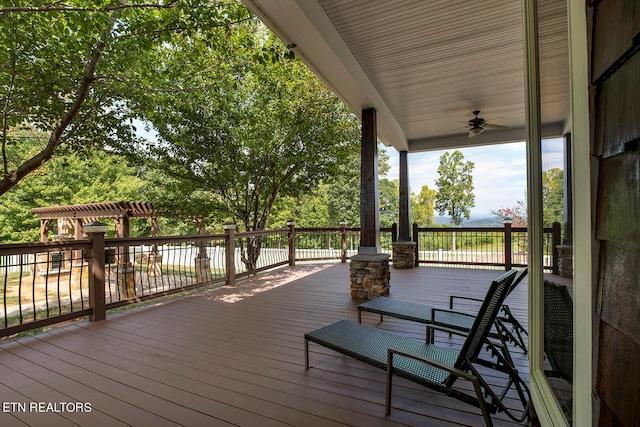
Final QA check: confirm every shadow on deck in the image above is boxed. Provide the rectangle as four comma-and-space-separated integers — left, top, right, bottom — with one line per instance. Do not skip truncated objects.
0, 263, 533, 426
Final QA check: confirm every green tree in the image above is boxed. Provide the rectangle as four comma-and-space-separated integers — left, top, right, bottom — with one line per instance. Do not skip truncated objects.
0, 144, 144, 243
131, 21, 360, 269
0, 1, 250, 197
434, 150, 475, 249
379, 178, 399, 228
542, 168, 564, 226
323, 142, 390, 228
411, 185, 436, 226
138, 168, 227, 236
492, 168, 563, 229
268, 188, 330, 228
326, 175, 361, 227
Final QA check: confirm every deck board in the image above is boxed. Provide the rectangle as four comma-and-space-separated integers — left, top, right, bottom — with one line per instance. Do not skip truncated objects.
0, 263, 538, 426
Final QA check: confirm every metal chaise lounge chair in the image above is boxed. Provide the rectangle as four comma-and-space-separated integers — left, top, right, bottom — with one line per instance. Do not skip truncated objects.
543, 279, 573, 383
448, 268, 529, 352
305, 270, 530, 426
357, 269, 528, 352
543, 279, 573, 420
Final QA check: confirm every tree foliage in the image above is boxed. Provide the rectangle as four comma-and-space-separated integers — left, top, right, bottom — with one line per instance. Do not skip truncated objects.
379, 178, 399, 228
411, 185, 436, 226
0, 1, 250, 197
128, 20, 360, 268
0, 135, 144, 243
492, 168, 564, 228
542, 167, 564, 226
434, 150, 475, 227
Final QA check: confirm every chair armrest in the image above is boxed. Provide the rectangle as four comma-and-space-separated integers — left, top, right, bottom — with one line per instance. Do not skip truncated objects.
450, 295, 484, 309
385, 347, 478, 415
386, 347, 476, 382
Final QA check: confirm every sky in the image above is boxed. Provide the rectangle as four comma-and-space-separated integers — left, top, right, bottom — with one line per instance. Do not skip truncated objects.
382, 138, 566, 216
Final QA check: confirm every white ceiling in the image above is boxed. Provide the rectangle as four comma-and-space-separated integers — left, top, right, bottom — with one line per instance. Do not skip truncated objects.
242, 0, 569, 153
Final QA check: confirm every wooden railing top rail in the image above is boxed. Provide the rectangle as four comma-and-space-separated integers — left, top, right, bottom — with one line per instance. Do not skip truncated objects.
235, 228, 288, 238
413, 226, 553, 232
108, 233, 226, 247
0, 239, 92, 256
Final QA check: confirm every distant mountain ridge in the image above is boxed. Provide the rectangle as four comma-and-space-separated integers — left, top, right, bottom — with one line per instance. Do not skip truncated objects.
434, 215, 503, 227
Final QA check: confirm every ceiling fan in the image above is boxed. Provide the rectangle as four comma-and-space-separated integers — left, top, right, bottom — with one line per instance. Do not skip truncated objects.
466, 110, 508, 138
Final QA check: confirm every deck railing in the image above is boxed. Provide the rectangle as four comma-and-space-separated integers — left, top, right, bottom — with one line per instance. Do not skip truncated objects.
412, 223, 559, 270
1, 222, 561, 337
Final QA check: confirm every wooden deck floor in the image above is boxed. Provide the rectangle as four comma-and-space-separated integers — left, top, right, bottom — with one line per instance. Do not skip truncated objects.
0, 263, 535, 427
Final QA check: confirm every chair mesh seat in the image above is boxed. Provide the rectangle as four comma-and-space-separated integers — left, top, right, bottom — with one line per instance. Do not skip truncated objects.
305, 319, 455, 384
432, 310, 476, 330
358, 298, 433, 323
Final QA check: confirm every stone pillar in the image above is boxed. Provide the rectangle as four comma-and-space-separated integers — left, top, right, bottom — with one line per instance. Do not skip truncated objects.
147, 254, 163, 278
557, 244, 573, 278
349, 253, 390, 299
32, 253, 49, 284
117, 267, 136, 299
71, 218, 88, 290
392, 241, 416, 268
71, 263, 89, 291
195, 256, 212, 283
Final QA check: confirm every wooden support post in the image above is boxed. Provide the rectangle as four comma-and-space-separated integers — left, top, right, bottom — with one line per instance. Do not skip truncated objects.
39, 219, 50, 242
413, 223, 419, 267
398, 150, 411, 241
287, 220, 296, 267
86, 222, 107, 322
551, 221, 561, 275
224, 224, 236, 286
504, 220, 513, 271
340, 220, 348, 263
359, 108, 381, 254
562, 133, 573, 245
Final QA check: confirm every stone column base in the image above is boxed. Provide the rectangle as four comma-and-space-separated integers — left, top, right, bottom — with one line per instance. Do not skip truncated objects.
71, 263, 89, 290
195, 257, 212, 283
349, 253, 390, 299
392, 241, 416, 268
117, 267, 136, 299
147, 254, 163, 278
557, 244, 573, 278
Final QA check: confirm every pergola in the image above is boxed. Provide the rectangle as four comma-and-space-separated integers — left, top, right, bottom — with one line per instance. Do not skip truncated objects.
31, 201, 157, 242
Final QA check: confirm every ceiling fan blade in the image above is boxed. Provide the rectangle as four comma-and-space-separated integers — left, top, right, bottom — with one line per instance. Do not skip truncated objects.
484, 123, 509, 130
484, 116, 506, 123
468, 127, 485, 138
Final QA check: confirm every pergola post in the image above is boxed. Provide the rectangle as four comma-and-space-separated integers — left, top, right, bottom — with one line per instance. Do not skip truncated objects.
39, 219, 50, 242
